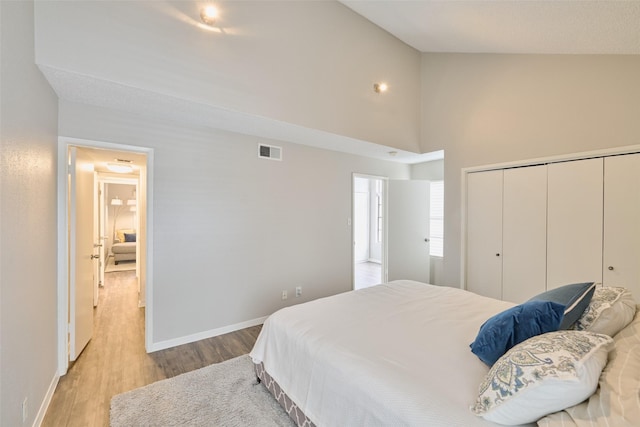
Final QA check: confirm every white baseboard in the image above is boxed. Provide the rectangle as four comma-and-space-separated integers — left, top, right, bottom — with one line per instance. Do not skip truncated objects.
34, 372, 60, 427
147, 316, 268, 353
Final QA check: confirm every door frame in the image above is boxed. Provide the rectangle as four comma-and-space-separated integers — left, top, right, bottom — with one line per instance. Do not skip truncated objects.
99, 176, 140, 293
352, 173, 388, 289
460, 143, 640, 291
56, 137, 154, 375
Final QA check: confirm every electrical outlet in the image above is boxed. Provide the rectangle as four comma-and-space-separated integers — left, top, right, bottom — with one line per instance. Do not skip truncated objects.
22, 397, 28, 423
281, 290, 287, 300
295, 286, 302, 297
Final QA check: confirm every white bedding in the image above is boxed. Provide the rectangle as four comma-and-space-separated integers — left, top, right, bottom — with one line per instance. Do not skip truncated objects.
250, 280, 534, 426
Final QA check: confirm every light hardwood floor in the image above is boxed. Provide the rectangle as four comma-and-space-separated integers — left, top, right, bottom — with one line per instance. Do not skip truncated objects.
355, 261, 382, 289
42, 270, 262, 427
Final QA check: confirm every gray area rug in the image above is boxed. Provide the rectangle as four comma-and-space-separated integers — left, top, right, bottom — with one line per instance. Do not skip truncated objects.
110, 355, 295, 427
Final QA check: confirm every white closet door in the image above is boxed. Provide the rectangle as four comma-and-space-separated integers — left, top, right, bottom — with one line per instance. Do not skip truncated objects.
603, 154, 640, 300
466, 170, 503, 299
502, 165, 548, 303
547, 158, 603, 289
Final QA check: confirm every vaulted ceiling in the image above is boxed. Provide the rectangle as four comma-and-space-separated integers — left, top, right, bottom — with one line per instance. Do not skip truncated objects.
341, 1, 640, 54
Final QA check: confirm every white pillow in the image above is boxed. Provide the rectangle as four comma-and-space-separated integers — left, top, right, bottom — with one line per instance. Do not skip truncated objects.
470, 331, 613, 425
574, 286, 635, 336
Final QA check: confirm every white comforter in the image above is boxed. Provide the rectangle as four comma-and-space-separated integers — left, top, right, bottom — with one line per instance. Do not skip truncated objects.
251, 280, 532, 426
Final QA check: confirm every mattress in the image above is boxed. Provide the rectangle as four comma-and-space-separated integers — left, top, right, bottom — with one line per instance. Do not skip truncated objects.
250, 280, 533, 427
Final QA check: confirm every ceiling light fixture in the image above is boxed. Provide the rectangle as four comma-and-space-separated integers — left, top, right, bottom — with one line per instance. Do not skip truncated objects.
200, 5, 218, 26
373, 82, 388, 93
106, 162, 134, 174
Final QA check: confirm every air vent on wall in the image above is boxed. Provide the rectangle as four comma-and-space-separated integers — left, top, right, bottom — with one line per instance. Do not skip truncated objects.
258, 144, 282, 161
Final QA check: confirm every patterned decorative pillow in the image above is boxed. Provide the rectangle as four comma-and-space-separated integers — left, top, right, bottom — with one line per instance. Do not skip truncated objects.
573, 286, 635, 336
471, 331, 613, 425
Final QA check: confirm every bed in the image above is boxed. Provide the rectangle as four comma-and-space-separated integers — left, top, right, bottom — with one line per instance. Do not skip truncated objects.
250, 280, 640, 426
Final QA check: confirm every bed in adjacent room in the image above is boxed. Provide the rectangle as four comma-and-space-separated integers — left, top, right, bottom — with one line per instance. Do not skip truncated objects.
250, 280, 639, 427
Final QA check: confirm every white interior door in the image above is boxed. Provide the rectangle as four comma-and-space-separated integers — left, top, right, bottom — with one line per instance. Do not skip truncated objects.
69, 147, 95, 361
387, 180, 430, 282
547, 158, 603, 289
502, 165, 548, 303
98, 181, 106, 292
603, 154, 640, 299
93, 172, 100, 307
466, 170, 503, 299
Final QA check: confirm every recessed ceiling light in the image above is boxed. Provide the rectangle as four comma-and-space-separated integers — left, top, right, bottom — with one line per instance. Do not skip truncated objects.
200, 5, 218, 26
106, 162, 134, 174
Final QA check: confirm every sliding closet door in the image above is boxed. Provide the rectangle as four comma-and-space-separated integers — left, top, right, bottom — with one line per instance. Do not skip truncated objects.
502, 165, 547, 303
547, 158, 603, 289
466, 170, 503, 299
603, 154, 640, 300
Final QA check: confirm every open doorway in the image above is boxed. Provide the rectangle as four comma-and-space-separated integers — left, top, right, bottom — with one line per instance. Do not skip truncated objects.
101, 180, 139, 276
353, 174, 387, 290
57, 138, 153, 375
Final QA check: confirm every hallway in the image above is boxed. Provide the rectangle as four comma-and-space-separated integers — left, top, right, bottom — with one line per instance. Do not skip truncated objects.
42, 271, 261, 426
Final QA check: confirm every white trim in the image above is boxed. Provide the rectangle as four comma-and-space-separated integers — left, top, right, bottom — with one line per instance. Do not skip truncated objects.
459, 143, 640, 292
97, 174, 138, 185
57, 137, 154, 376
382, 178, 389, 284
459, 167, 469, 291
56, 143, 68, 375
33, 373, 59, 427
147, 316, 268, 353
462, 143, 640, 174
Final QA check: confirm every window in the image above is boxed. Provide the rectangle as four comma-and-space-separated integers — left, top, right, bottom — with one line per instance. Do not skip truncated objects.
429, 181, 444, 257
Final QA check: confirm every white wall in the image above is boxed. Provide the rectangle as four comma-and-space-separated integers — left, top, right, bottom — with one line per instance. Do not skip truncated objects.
420, 53, 640, 287
35, 1, 422, 152
0, 2, 59, 425
411, 159, 444, 181
59, 100, 410, 345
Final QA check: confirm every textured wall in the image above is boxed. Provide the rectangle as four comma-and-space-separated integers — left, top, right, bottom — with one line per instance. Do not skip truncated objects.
1, 1, 59, 425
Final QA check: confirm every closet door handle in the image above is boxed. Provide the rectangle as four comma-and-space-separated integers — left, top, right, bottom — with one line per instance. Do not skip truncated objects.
608, 266, 614, 271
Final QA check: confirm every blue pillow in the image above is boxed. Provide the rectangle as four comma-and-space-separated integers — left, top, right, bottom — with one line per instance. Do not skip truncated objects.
470, 300, 565, 366
124, 232, 137, 243
528, 282, 596, 329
